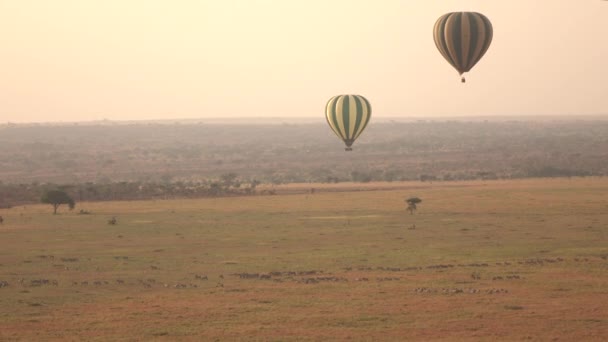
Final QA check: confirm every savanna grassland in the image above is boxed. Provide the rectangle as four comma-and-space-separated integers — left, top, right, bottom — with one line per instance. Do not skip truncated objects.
1, 178, 607, 341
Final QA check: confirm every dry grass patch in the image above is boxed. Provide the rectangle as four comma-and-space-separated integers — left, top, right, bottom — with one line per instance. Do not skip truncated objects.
1, 178, 607, 340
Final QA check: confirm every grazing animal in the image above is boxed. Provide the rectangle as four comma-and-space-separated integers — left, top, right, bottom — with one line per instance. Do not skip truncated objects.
108, 217, 117, 225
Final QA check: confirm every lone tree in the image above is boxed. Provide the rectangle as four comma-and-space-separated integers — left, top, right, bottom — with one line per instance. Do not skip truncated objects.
41, 190, 75, 214
405, 197, 422, 215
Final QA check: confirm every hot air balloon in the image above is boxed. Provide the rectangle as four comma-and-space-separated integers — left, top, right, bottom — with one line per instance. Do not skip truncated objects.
325, 94, 371, 151
433, 12, 493, 83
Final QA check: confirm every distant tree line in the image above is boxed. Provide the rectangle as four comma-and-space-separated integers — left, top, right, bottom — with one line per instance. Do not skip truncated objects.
0, 170, 602, 208
0, 174, 260, 207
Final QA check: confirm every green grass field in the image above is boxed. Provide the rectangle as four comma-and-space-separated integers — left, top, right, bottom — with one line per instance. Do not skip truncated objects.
1, 178, 607, 341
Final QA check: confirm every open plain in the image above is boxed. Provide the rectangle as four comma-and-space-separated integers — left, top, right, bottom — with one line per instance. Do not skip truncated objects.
1, 178, 607, 341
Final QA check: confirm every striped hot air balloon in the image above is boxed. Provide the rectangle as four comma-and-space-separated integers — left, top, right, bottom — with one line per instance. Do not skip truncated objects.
325, 94, 371, 151
433, 12, 493, 83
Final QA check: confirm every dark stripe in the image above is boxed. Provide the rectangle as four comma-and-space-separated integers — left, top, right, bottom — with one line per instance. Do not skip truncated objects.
343, 95, 351, 139
352, 95, 364, 139
466, 13, 479, 72
450, 13, 464, 72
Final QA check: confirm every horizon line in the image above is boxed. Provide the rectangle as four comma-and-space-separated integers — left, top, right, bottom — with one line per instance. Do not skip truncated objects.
3, 113, 608, 126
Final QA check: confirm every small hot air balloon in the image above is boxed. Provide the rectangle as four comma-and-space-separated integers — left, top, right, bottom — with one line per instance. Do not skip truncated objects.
325, 94, 371, 151
433, 12, 493, 83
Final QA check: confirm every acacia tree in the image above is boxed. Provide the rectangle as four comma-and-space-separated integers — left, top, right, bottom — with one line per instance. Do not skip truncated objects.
405, 197, 422, 215
41, 190, 75, 214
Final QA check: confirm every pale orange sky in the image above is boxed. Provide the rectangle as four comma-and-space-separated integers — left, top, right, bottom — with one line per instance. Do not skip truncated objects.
1, 0, 607, 123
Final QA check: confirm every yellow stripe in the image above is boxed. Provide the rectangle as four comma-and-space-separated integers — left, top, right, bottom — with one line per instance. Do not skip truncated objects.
325, 96, 343, 139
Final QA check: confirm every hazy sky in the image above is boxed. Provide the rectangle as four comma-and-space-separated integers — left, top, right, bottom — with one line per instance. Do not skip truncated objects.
1, 0, 607, 123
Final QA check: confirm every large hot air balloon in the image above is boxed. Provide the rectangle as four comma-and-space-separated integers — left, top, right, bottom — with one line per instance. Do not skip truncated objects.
433, 12, 493, 83
325, 94, 371, 151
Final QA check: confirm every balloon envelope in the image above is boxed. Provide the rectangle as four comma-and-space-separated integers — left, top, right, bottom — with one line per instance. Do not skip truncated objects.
325, 94, 371, 151
433, 12, 493, 82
